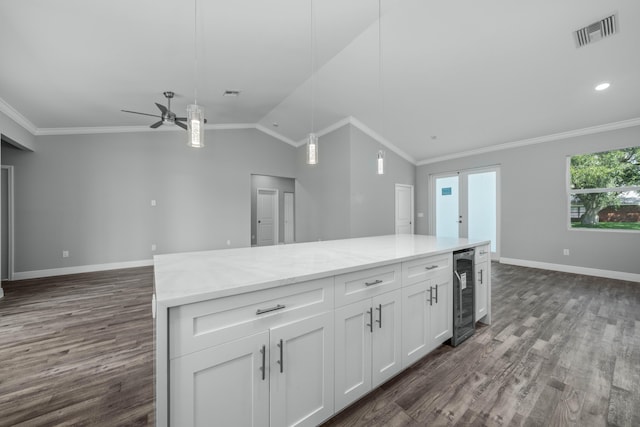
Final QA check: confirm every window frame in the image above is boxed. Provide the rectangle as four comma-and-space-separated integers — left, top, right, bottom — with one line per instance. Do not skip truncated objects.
566, 148, 640, 233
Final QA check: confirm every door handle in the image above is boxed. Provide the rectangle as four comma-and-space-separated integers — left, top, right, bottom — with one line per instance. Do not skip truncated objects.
277, 339, 284, 373
434, 284, 439, 304
375, 304, 382, 328
260, 345, 266, 380
366, 308, 373, 333
478, 269, 484, 284
428, 286, 433, 306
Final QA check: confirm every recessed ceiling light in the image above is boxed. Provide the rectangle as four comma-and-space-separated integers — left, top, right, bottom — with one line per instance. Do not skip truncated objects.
595, 82, 610, 91
223, 90, 241, 97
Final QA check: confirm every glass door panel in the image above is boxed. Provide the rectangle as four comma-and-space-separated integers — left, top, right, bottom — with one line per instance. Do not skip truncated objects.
467, 171, 497, 253
435, 175, 459, 239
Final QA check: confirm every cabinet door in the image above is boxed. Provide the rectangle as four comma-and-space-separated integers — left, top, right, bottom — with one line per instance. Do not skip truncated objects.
334, 300, 372, 412
371, 289, 402, 387
475, 260, 488, 321
170, 331, 270, 427
429, 276, 452, 351
270, 311, 334, 427
401, 281, 430, 368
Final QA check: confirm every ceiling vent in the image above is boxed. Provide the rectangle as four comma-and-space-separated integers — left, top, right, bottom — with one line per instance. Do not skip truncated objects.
574, 13, 618, 47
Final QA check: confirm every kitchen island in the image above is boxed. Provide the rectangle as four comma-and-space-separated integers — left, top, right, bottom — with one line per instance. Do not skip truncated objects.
154, 234, 491, 426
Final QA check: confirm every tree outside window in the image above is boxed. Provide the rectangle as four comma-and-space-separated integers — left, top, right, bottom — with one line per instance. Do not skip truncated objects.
569, 146, 640, 231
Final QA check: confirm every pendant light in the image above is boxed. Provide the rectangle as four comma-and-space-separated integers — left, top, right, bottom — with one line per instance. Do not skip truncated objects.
306, 0, 318, 165
187, 0, 205, 148
376, 0, 384, 174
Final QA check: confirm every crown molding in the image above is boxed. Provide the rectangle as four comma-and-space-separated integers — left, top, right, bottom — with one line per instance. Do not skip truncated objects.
254, 124, 298, 147
417, 117, 640, 166
0, 97, 38, 134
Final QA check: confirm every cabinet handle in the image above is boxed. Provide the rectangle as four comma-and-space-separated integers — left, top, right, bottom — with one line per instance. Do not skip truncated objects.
434, 284, 439, 304
277, 339, 284, 373
478, 269, 484, 285
479, 250, 487, 255
365, 279, 383, 287
455, 271, 463, 321
375, 304, 382, 328
256, 304, 286, 315
366, 308, 373, 333
260, 345, 266, 381
428, 286, 433, 306
425, 265, 439, 270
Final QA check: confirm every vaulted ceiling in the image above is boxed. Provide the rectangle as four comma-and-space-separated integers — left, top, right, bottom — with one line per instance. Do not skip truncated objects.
1, 0, 639, 163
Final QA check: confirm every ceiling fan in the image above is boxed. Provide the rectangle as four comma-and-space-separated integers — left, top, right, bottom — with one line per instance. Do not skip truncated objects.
121, 91, 206, 130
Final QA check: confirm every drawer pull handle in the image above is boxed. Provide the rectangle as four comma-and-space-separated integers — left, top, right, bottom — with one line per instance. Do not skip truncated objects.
277, 339, 284, 373
256, 304, 286, 315
365, 279, 383, 287
260, 345, 266, 380
425, 265, 439, 270
479, 250, 487, 255
376, 304, 382, 328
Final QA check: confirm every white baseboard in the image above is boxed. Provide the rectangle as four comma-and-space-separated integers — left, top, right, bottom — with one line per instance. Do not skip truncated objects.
12, 259, 154, 281
500, 257, 640, 283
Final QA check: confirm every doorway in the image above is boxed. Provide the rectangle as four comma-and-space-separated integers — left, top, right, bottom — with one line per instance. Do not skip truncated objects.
1, 165, 14, 281
256, 188, 278, 246
429, 166, 500, 258
251, 175, 295, 246
395, 184, 414, 234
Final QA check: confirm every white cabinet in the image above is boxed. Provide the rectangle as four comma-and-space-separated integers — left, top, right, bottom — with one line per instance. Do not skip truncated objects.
474, 244, 490, 323
170, 331, 270, 427
270, 312, 334, 427
334, 289, 402, 412
169, 278, 334, 427
401, 275, 451, 368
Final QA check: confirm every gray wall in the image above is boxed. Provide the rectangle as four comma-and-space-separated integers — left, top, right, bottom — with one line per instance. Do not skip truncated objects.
250, 174, 295, 245
350, 126, 415, 237
294, 124, 416, 242
416, 125, 640, 275
2, 128, 297, 273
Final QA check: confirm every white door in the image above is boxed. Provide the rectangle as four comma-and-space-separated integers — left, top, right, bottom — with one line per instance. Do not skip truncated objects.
371, 289, 402, 387
170, 331, 270, 427
257, 188, 278, 246
270, 312, 334, 427
395, 184, 414, 234
284, 192, 294, 244
428, 275, 452, 351
431, 167, 499, 258
401, 281, 430, 368
334, 299, 372, 412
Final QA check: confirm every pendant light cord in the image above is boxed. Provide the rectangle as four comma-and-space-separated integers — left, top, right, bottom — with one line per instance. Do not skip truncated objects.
378, 0, 383, 132
310, 0, 315, 134
193, 0, 198, 105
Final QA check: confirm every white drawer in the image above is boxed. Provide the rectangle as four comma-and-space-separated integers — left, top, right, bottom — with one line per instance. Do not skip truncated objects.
334, 263, 401, 307
402, 253, 452, 287
475, 245, 490, 262
169, 277, 333, 358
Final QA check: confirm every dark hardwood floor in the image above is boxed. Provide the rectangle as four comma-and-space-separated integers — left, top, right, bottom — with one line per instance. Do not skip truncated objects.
0, 263, 638, 426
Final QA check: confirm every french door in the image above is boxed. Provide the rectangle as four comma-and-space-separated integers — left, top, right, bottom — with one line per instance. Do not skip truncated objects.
429, 167, 499, 258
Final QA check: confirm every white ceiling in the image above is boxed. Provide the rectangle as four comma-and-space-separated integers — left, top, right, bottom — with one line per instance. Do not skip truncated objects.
1, 0, 639, 163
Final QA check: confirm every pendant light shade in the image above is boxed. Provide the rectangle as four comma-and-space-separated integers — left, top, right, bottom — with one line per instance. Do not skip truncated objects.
377, 150, 385, 175
187, 104, 204, 148
306, 133, 318, 165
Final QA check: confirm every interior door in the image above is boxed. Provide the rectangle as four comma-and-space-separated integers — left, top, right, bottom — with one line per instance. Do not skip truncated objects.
284, 192, 294, 244
257, 188, 278, 246
431, 167, 499, 258
395, 184, 414, 234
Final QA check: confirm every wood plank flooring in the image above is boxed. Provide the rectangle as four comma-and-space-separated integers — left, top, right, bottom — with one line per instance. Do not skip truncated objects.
0, 263, 638, 426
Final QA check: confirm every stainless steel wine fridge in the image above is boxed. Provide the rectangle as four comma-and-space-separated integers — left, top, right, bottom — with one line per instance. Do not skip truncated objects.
451, 248, 475, 346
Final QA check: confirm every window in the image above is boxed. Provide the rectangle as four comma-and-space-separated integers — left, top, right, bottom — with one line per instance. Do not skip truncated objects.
568, 146, 640, 231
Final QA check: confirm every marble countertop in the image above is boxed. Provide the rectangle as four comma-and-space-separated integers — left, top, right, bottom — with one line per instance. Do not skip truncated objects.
153, 234, 489, 307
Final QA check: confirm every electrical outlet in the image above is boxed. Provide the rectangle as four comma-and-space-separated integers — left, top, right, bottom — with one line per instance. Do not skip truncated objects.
151, 199, 157, 207
226, 240, 231, 246
563, 249, 570, 256
151, 244, 157, 251
62, 250, 69, 258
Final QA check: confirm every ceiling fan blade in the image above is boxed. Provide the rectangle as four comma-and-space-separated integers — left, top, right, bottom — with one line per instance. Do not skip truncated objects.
150, 120, 164, 129
175, 121, 188, 130
155, 103, 168, 115
121, 110, 162, 118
